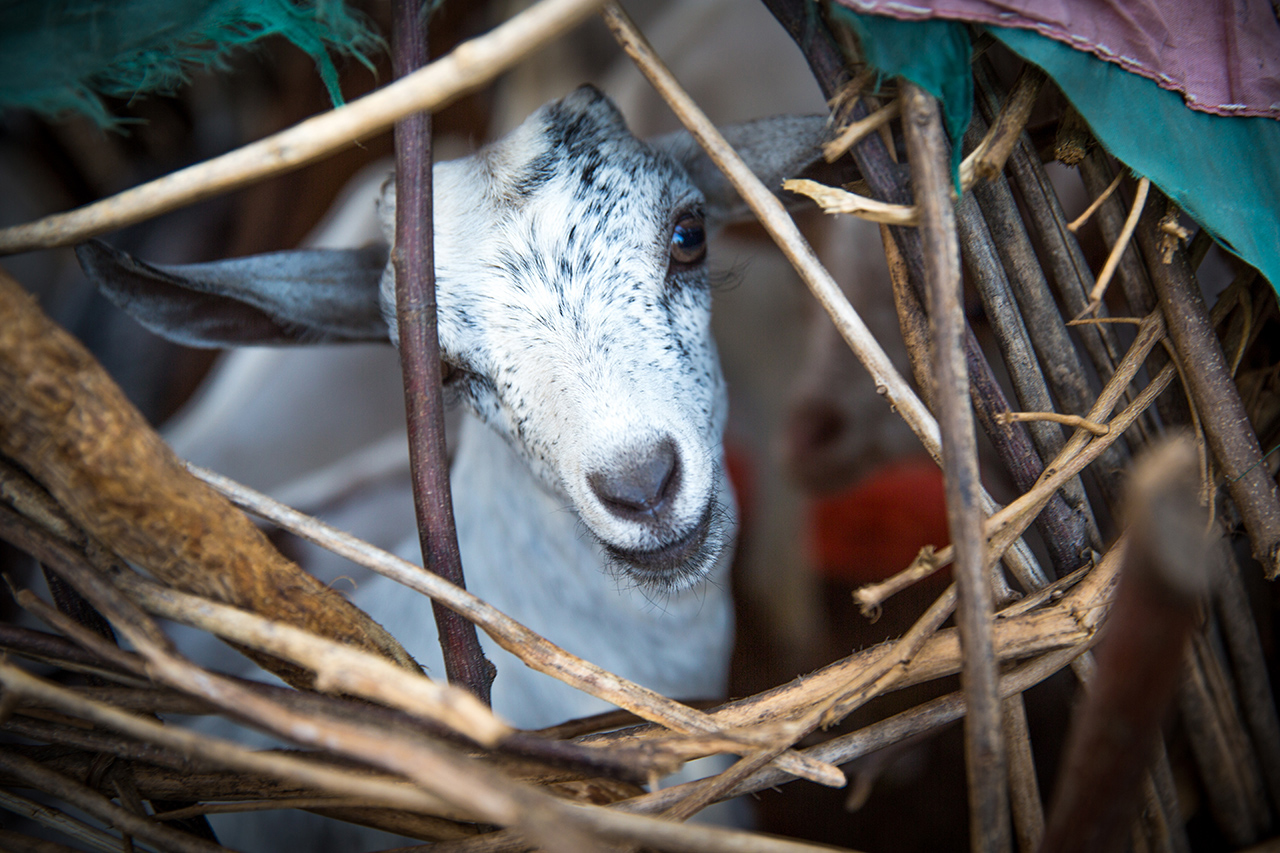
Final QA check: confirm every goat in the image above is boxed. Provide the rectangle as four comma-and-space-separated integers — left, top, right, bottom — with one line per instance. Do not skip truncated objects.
77, 85, 831, 846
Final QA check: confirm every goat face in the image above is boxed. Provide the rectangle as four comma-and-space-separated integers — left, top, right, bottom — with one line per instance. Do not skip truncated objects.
76, 86, 831, 592
381, 87, 727, 589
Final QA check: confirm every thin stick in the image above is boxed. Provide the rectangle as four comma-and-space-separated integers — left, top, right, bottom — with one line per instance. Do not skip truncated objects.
391, 0, 494, 704
1004, 695, 1045, 852
783, 177, 918, 225
25, 537, 602, 852
998, 411, 1110, 437
0, 0, 607, 255
823, 99, 901, 162
0, 789, 140, 853
1079, 177, 1150, 317
973, 61, 1126, 391
956, 183, 1096, 573
857, 314, 1168, 615
1215, 546, 1280, 813
0, 749, 230, 853
797, 65, 1044, 222
1068, 171, 1124, 233
966, 113, 1128, 505
958, 65, 1046, 187
190, 465, 844, 788
903, 80, 1009, 853
0, 663, 472, 821
108, 568, 509, 744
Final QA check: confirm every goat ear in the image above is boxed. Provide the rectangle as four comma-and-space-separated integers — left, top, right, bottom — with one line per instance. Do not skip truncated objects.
653, 116, 847, 228
75, 240, 390, 348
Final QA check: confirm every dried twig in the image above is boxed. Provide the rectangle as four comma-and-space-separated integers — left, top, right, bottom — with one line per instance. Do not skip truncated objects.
426, 640, 1103, 853
1078, 177, 1150, 319
111, 568, 508, 744
0, 0, 608, 255
903, 80, 1008, 853
973, 61, 1126, 391
998, 412, 1110, 437
1068, 171, 1124, 233
792, 65, 1044, 224
1178, 632, 1270, 845
823, 98, 900, 162
958, 65, 1046, 187
1214, 547, 1280, 814
782, 177, 918, 225
956, 183, 1096, 573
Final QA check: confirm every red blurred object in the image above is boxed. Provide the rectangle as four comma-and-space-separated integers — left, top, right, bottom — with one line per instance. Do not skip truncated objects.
806, 457, 950, 584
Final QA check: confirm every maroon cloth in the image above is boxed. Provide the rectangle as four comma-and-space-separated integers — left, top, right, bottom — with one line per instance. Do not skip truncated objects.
838, 0, 1280, 118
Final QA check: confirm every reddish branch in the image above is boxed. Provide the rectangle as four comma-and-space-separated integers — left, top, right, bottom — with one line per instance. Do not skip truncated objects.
390, 0, 496, 702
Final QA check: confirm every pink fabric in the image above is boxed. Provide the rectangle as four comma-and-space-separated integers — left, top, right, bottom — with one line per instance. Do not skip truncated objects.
837, 0, 1280, 119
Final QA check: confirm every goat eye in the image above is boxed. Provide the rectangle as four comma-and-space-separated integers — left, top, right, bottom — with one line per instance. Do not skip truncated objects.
669, 214, 706, 265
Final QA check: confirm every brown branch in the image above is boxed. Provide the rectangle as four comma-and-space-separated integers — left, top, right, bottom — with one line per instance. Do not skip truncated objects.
903, 81, 1009, 853
1177, 633, 1270, 845
966, 119, 1130, 501
1214, 546, 1280, 814
1004, 695, 1045, 852
956, 187, 1096, 574
0, 269, 416, 686
1041, 438, 1211, 853
0, 622, 146, 687
391, 0, 494, 706
972, 61, 1126, 392
1134, 193, 1280, 577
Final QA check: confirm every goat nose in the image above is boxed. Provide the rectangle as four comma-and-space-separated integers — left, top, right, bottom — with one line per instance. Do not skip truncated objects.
589, 437, 680, 521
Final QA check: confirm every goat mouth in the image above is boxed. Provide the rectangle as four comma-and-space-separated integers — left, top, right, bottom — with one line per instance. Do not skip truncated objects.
603, 502, 719, 591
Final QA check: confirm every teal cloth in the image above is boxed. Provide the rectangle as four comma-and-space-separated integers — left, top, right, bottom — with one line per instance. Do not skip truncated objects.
0, 0, 383, 125
828, 7, 973, 186
992, 25, 1280, 294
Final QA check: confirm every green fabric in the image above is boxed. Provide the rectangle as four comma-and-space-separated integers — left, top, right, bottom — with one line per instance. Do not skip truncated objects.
828, 7, 973, 186
992, 25, 1280, 295
0, 0, 383, 126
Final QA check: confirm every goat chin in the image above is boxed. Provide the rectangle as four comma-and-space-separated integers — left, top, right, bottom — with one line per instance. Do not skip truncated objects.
602, 490, 733, 592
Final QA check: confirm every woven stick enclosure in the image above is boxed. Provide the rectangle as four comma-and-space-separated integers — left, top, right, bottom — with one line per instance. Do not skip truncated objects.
1, 1, 1278, 851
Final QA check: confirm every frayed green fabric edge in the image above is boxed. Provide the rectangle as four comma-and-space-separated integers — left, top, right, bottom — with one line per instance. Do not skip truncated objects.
0, 0, 384, 127
992, 25, 1280, 295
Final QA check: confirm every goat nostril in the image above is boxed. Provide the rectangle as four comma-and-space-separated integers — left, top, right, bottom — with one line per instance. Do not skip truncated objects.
590, 437, 680, 519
